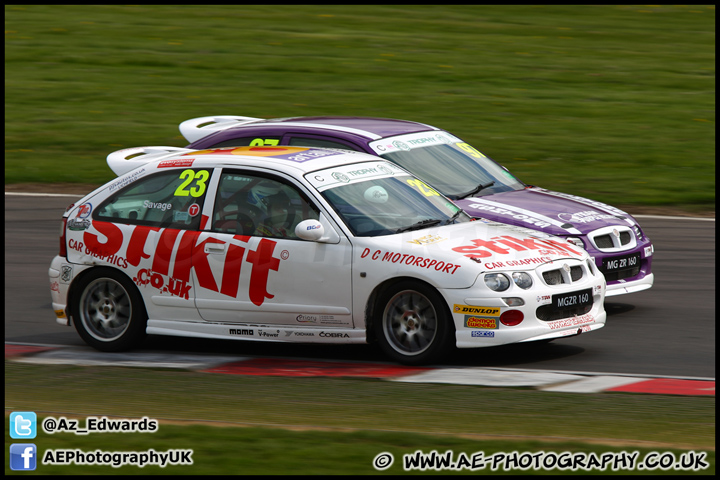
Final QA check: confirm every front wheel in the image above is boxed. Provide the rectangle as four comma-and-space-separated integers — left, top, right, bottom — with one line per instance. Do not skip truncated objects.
374, 281, 454, 365
71, 269, 147, 351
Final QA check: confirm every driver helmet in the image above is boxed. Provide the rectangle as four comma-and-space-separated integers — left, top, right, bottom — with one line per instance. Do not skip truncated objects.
248, 181, 281, 213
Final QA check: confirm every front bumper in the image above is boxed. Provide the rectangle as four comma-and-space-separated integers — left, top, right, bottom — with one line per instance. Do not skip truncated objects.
441, 260, 607, 349
48, 255, 74, 326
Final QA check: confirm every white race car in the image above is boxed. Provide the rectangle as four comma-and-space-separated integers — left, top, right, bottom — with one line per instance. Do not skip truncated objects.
49, 145, 606, 364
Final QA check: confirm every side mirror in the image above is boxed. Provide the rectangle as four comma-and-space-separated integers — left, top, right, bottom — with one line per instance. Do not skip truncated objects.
295, 219, 325, 241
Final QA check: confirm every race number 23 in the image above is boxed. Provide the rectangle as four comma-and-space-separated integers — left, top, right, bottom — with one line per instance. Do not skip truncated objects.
175, 169, 210, 197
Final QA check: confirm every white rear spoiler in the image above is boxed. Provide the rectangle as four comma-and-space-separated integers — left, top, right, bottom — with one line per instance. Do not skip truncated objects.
107, 146, 194, 176
179, 115, 262, 143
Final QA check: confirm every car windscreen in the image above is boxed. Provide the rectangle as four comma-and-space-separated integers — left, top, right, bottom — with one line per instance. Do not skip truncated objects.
316, 174, 471, 237
376, 142, 525, 199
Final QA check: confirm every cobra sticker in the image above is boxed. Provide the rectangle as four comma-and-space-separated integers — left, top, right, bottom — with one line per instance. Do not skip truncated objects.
453, 305, 500, 315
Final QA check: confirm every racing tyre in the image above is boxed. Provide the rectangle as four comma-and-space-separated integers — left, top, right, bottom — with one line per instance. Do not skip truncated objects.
71, 268, 147, 352
374, 281, 455, 365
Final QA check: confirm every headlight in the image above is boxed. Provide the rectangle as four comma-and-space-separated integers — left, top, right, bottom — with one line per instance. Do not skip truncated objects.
511, 271, 533, 289
565, 237, 585, 249
484, 273, 510, 291
632, 225, 643, 239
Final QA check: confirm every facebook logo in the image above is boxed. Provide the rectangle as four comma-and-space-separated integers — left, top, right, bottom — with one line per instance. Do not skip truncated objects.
10, 411, 37, 439
10, 444, 37, 471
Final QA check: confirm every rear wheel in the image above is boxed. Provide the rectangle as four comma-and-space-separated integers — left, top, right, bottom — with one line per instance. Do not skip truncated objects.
71, 269, 147, 351
374, 281, 454, 365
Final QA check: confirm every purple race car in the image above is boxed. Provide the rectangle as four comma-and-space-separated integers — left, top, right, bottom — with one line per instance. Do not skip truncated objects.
178, 115, 653, 296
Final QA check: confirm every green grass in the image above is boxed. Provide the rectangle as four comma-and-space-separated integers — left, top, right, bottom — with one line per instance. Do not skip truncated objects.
5, 361, 715, 474
4, 5, 715, 211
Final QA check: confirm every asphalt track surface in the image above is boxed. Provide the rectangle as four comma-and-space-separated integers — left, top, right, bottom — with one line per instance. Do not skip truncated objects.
4, 193, 715, 379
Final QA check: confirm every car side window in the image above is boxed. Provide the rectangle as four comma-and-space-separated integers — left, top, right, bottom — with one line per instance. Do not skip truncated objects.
212, 171, 320, 239
287, 136, 363, 152
94, 169, 209, 229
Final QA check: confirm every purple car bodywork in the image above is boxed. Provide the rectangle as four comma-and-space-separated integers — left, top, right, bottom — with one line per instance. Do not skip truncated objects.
180, 115, 654, 296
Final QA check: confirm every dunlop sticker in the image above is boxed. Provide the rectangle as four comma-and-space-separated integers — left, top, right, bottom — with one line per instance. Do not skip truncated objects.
453, 304, 501, 316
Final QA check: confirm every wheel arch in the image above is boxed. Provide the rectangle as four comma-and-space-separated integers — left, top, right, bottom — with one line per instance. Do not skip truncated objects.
67, 265, 147, 326
364, 275, 445, 343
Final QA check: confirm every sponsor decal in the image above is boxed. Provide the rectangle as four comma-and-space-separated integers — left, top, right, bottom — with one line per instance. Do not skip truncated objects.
319, 331, 350, 338
331, 172, 350, 183
466, 203, 553, 229
67, 203, 93, 231
282, 149, 344, 163
377, 164, 393, 175
258, 329, 280, 338
536, 294, 552, 305
452, 235, 582, 260
471, 331, 495, 337
158, 159, 195, 168
133, 268, 192, 299
60, 265, 73, 283
464, 316, 497, 329
229, 328, 253, 336
188, 203, 200, 217
483, 256, 552, 270
558, 210, 614, 224
453, 305, 501, 315
546, 313, 595, 330
50, 281, 59, 292
360, 248, 461, 275
392, 140, 410, 151
296, 314, 341, 324
76, 203, 92, 219
108, 168, 145, 192
644, 246, 653, 257
69, 238, 129, 269
407, 234, 447, 246
80, 222, 281, 305
284, 331, 315, 337
67, 218, 91, 231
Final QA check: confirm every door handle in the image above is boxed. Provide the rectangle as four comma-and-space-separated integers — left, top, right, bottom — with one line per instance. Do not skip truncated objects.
204, 243, 226, 254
